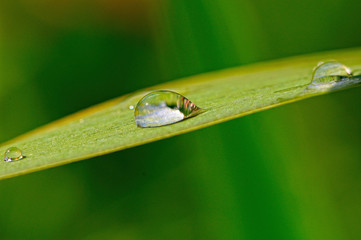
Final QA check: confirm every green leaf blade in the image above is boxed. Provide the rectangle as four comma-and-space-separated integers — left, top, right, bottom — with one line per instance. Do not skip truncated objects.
1, 47, 361, 180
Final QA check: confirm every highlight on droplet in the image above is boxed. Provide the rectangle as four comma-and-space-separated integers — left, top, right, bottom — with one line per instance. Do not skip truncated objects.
134, 90, 203, 128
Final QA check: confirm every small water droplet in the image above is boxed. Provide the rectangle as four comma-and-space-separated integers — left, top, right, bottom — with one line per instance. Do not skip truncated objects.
4, 147, 24, 162
309, 61, 351, 88
129, 105, 134, 110
134, 90, 202, 128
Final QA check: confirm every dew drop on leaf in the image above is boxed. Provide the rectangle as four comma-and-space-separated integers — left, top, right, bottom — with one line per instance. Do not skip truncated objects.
134, 90, 202, 128
4, 147, 24, 162
309, 61, 351, 88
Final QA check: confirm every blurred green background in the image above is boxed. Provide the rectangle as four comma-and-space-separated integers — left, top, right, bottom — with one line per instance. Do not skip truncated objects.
0, 0, 361, 239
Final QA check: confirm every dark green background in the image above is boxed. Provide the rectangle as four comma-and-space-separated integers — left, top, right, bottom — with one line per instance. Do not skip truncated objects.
0, 0, 360, 239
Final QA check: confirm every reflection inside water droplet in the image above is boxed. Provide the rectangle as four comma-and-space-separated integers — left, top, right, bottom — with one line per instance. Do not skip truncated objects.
134, 90, 202, 128
129, 105, 134, 110
309, 61, 351, 89
4, 147, 24, 162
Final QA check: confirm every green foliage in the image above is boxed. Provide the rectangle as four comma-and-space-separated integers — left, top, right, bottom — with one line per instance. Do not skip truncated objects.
1, 0, 361, 239
1, 48, 360, 180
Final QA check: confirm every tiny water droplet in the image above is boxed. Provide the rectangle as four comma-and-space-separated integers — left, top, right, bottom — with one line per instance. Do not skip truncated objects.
129, 105, 134, 110
309, 61, 351, 88
4, 147, 24, 162
134, 90, 202, 128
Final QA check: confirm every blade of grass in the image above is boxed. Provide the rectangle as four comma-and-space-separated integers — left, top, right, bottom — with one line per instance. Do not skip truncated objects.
0, 47, 360, 180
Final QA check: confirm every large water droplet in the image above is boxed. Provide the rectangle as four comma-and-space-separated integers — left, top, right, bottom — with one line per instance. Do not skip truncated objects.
309, 61, 351, 88
134, 90, 202, 128
4, 147, 24, 162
